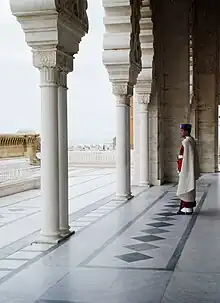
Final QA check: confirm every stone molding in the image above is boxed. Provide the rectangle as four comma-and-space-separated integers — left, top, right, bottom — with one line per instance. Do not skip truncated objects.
10, 0, 88, 33
10, 0, 88, 71
102, 0, 141, 86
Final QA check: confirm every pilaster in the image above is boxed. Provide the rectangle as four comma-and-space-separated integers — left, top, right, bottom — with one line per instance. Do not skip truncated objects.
193, 0, 218, 173
159, 0, 191, 183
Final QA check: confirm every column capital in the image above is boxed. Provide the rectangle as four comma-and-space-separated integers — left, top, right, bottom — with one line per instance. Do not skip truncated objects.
112, 83, 133, 106
112, 83, 133, 97
57, 71, 68, 89
136, 93, 151, 105
33, 50, 73, 72
39, 67, 58, 87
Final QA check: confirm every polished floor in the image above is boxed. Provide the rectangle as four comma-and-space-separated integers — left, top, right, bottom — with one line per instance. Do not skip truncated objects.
0, 169, 219, 302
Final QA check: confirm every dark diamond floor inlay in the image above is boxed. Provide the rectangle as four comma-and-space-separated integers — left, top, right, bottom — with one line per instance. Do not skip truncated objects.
164, 204, 180, 208
153, 216, 176, 222
141, 228, 169, 234
148, 222, 173, 228
125, 243, 159, 252
158, 212, 176, 217
116, 252, 152, 263
133, 235, 164, 243
35, 300, 79, 303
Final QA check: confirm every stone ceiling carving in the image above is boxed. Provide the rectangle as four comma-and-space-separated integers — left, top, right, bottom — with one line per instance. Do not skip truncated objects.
129, 0, 142, 84
55, 0, 89, 32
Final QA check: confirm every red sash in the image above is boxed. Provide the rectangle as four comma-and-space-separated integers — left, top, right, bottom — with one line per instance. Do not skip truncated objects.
177, 145, 184, 172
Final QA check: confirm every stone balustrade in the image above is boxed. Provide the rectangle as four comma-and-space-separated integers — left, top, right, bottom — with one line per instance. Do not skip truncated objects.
0, 134, 40, 165
68, 150, 134, 167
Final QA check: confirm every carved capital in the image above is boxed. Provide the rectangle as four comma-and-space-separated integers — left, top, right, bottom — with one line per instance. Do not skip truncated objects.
116, 95, 131, 106
33, 50, 73, 71
112, 84, 133, 106
112, 83, 133, 97
39, 67, 58, 87
57, 71, 68, 88
136, 93, 150, 105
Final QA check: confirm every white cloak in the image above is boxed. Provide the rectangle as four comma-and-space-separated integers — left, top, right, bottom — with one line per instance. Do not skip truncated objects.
177, 136, 200, 198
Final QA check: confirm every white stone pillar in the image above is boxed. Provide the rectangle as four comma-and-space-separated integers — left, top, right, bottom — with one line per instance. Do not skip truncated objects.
57, 70, 70, 235
113, 84, 132, 200
39, 66, 60, 242
138, 94, 151, 187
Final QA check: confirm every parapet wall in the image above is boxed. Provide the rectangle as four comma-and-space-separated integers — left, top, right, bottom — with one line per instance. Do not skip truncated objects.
0, 134, 40, 165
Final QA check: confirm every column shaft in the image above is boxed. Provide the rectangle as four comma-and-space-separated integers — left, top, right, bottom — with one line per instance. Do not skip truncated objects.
58, 72, 70, 234
139, 101, 150, 186
116, 95, 132, 199
40, 67, 60, 239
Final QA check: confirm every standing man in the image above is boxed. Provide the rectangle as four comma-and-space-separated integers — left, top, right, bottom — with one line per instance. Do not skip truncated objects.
176, 124, 200, 215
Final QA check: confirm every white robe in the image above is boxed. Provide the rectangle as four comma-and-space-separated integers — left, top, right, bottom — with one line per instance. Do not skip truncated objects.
177, 136, 200, 201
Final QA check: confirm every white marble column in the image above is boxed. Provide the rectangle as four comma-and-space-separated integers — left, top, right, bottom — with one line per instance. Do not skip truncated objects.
39, 67, 60, 242
138, 94, 151, 187
57, 70, 70, 235
113, 84, 132, 200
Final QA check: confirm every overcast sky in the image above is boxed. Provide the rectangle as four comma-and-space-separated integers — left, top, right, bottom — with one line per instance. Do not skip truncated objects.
0, 0, 116, 144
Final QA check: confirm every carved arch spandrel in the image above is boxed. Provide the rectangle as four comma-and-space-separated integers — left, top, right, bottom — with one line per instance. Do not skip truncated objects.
55, 0, 89, 32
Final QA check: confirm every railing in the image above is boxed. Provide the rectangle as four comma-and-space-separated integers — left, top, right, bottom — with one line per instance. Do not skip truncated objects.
0, 161, 40, 184
0, 150, 134, 184
68, 150, 117, 167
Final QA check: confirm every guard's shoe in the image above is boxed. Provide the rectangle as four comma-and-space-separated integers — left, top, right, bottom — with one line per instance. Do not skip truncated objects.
177, 207, 193, 215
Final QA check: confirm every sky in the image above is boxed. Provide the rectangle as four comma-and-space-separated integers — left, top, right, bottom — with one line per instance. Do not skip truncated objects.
0, 0, 116, 145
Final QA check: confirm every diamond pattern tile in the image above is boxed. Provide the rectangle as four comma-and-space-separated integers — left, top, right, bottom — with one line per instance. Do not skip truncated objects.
153, 216, 176, 222
141, 228, 169, 234
148, 222, 173, 228
124, 243, 159, 252
35, 300, 79, 303
132, 235, 164, 243
116, 252, 152, 263
157, 212, 176, 217
164, 204, 180, 208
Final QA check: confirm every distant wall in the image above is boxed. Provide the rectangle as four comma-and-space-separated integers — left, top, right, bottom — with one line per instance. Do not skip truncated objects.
0, 134, 40, 165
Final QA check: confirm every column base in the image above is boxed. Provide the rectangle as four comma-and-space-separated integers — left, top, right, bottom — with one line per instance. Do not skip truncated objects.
34, 229, 75, 244
139, 182, 152, 188
60, 226, 71, 236
114, 193, 134, 202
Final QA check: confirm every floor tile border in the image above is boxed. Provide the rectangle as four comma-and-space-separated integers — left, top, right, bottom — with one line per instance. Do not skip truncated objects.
79, 191, 168, 267
81, 188, 209, 271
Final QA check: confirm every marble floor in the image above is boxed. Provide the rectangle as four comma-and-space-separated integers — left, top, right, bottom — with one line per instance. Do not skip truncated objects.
0, 169, 219, 302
